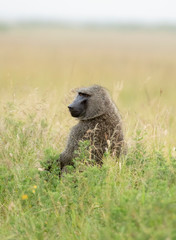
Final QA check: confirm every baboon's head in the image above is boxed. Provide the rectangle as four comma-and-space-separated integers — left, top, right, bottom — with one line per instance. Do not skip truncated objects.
68, 85, 111, 120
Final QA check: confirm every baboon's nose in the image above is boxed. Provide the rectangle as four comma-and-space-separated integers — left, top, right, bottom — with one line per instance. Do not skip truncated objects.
68, 105, 73, 110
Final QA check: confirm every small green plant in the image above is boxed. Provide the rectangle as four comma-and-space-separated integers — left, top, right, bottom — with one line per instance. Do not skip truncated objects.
39, 147, 61, 185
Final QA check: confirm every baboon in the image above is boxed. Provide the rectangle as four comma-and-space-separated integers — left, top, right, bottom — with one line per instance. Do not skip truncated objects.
57, 85, 125, 171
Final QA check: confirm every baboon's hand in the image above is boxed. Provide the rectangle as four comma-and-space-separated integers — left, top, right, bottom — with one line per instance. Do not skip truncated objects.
56, 157, 64, 170
59, 152, 73, 170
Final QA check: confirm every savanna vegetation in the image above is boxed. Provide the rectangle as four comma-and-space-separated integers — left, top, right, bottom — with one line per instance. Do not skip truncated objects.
0, 26, 176, 240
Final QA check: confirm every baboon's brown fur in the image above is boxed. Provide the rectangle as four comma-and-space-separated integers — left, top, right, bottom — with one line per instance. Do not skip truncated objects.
59, 85, 125, 170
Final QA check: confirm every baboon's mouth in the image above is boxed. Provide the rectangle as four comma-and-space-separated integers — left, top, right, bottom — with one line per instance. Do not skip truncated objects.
69, 109, 81, 118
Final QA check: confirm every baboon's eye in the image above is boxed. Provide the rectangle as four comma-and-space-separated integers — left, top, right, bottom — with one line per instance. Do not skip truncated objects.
78, 92, 90, 98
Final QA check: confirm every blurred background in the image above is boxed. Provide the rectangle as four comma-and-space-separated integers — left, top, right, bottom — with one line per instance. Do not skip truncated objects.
0, 0, 176, 144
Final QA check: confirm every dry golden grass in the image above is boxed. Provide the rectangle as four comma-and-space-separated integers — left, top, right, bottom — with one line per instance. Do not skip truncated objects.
0, 27, 176, 146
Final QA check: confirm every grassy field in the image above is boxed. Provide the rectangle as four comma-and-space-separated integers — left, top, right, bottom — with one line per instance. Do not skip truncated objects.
0, 27, 176, 240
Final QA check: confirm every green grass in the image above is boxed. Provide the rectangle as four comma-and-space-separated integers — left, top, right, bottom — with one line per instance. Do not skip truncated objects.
0, 100, 176, 240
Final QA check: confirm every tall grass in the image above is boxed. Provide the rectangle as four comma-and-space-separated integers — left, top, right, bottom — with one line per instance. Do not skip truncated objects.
0, 27, 176, 239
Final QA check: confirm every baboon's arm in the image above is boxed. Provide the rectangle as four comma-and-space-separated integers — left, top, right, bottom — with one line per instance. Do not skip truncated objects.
59, 124, 86, 169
